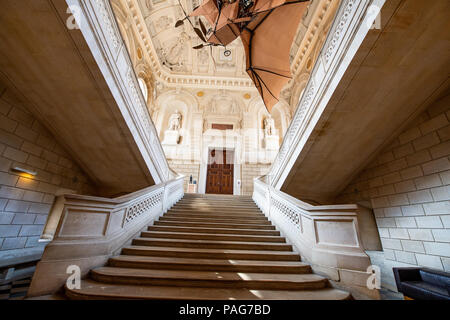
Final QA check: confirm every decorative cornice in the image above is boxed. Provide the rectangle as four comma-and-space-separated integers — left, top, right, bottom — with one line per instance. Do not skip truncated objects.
125, 0, 254, 90
290, 0, 335, 76
122, 0, 338, 91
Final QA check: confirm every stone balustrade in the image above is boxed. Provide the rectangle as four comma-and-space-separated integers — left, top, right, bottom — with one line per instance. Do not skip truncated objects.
252, 0, 385, 298
253, 177, 379, 298
66, 0, 171, 183
27, 176, 184, 297
268, 0, 386, 189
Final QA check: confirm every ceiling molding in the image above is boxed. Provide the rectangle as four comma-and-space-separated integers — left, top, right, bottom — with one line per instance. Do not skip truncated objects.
120, 0, 339, 92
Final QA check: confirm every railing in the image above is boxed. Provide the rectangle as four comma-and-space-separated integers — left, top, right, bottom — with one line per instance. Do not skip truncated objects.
27, 176, 184, 297
66, 0, 170, 183
254, 177, 378, 297
268, 0, 385, 188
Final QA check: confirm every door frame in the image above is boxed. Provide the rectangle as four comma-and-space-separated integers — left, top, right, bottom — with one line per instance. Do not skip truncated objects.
199, 144, 241, 195
205, 149, 234, 195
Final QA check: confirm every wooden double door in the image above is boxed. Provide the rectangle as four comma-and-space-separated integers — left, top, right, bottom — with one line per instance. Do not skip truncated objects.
206, 149, 234, 195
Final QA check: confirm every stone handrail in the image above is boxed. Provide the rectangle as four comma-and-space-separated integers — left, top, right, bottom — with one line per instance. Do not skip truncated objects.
268, 0, 385, 188
27, 176, 184, 297
66, 0, 170, 183
253, 177, 378, 297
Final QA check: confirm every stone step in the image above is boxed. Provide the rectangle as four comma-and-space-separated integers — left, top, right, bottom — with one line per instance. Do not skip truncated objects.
173, 201, 259, 206
90, 267, 328, 290
179, 199, 255, 204
163, 212, 268, 220
170, 210, 262, 216
178, 201, 256, 206
159, 216, 271, 225
66, 280, 351, 300
176, 205, 257, 210
182, 195, 253, 201
167, 209, 264, 217
132, 237, 292, 251
153, 220, 276, 230
169, 206, 262, 212
108, 255, 310, 273
174, 200, 257, 205
173, 205, 260, 212
183, 194, 252, 197
121, 246, 300, 261
178, 203, 256, 207
147, 225, 281, 236
62, 194, 351, 300
141, 231, 285, 243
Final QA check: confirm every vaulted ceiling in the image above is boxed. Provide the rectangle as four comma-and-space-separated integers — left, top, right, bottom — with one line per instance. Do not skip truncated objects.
133, 0, 336, 90
112, 0, 341, 113
137, 0, 248, 77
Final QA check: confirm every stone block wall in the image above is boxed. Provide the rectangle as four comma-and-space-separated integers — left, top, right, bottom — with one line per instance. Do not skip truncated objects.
167, 159, 200, 192
0, 87, 95, 254
337, 94, 450, 272
242, 163, 271, 196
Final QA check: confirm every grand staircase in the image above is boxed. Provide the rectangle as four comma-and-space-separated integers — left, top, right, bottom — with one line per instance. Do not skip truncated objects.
65, 194, 351, 300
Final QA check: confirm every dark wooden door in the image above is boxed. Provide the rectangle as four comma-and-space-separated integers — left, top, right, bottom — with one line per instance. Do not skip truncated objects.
206, 149, 234, 195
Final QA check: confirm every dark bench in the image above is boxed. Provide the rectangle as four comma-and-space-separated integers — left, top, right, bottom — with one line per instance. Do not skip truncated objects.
393, 267, 450, 300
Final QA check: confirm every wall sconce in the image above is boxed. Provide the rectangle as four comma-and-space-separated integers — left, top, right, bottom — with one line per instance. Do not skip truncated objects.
11, 166, 37, 177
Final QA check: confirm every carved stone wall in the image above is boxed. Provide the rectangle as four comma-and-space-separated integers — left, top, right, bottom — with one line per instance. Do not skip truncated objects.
151, 88, 288, 194
111, 0, 341, 114
109, 0, 343, 193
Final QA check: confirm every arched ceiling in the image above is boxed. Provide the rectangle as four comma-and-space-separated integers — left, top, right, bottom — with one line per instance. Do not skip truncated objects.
136, 0, 325, 80
137, 0, 246, 77
113, 0, 341, 112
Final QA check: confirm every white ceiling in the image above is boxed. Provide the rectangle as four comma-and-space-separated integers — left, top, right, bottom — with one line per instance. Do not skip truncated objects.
136, 0, 318, 80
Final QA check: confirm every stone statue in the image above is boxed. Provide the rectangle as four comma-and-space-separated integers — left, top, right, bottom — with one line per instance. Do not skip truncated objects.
263, 116, 279, 150
163, 110, 182, 145
198, 48, 209, 65
264, 116, 276, 136
163, 32, 190, 69
168, 110, 182, 131
231, 101, 239, 114
210, 99, 217, 113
